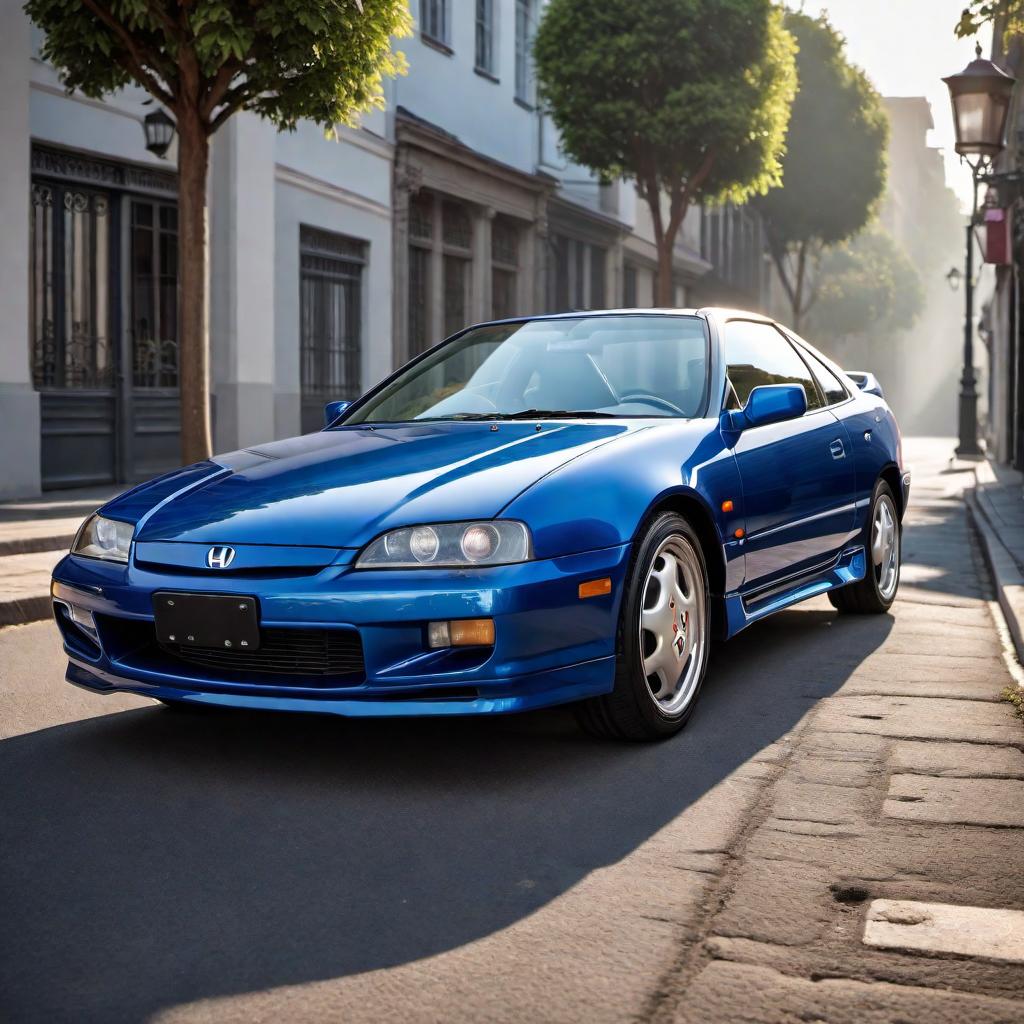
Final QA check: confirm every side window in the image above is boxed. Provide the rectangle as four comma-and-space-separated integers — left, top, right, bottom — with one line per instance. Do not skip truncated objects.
723, 321, 822, 412
801, 348, 849, 406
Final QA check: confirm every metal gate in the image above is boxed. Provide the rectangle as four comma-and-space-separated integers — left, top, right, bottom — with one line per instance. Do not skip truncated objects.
29, 146, 181, 489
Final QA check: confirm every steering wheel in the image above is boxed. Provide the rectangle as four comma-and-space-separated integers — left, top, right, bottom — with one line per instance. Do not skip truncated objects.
617, 391, 687, 416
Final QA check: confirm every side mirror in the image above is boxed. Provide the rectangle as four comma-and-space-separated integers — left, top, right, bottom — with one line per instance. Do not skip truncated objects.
728, 384, 807, 431
845, 370, 884, 399
324, 400, 351, 426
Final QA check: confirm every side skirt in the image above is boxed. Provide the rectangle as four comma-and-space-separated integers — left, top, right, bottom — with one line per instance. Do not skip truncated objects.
722, 545, 867, 638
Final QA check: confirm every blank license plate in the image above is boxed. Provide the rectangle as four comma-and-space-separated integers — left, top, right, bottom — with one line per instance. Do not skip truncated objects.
153, 592, 260, 650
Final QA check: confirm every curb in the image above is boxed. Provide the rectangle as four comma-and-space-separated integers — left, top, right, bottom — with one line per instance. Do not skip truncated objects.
0, 594, 53, 629
0, 534, 76, 558
965, 488, 1024, 667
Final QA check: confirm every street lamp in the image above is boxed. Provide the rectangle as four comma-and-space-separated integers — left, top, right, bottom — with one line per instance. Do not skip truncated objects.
943, 44, 1016, 457
143, 107, 176, 159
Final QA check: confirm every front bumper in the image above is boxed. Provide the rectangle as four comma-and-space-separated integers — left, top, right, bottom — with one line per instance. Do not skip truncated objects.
51, 543, 630, 717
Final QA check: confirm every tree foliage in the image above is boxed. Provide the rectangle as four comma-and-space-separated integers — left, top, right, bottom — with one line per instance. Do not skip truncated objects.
534, 0, 797, 305
23, 0, 410, 464
24, 0, 411, 134
955, 1, 1024, 40
756, 11, 888, 329
805, 228, 924, 345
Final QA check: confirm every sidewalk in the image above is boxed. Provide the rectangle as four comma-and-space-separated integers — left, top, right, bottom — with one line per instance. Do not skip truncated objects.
662, 437, 1024, 1023
964, 453, 1024, 665
0, 488, 114, 627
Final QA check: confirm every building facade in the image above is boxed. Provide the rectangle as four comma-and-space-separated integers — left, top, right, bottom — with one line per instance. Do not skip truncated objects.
981, 26, 1024, 466
0, 0, 764, 499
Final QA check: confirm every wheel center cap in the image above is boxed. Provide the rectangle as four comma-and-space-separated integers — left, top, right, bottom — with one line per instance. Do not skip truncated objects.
670, 597, 687, 658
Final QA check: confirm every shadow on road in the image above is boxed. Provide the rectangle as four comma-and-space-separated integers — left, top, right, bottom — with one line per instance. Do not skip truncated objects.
0, 605, 891, 1022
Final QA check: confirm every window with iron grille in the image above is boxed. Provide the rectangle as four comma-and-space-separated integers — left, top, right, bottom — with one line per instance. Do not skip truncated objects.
515, 0, 532, 102
409, 191, 434, 357
30, 181, 115, 390
300, 226, 365, 432
548, 233, 607, 312
476, 0, 495, 74
491, 215, 519, 320
131, 200, 179, 388
442, 199, 472, 337
422, 0, 450, 47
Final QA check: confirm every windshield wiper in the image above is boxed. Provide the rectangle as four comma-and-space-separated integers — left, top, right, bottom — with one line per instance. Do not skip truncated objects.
418, 409, 620, 422
493, 409, 619, 420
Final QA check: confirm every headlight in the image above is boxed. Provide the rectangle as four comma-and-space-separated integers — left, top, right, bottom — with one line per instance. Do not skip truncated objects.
72, 514, 134, 564
356, 521, 531, 568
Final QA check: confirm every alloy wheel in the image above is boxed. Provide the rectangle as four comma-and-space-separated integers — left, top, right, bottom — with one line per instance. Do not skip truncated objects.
638, 535, 706, 715
872, 493, 900, 600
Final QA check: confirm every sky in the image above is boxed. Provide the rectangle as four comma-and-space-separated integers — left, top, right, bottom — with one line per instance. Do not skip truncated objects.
795, 0, 995, 210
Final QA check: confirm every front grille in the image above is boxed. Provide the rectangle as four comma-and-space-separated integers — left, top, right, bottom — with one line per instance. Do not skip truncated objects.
159, 626, 365, 679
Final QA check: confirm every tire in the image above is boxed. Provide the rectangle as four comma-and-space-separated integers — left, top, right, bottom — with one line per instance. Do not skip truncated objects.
576, 512, 711, 741
829, 479, 901, 614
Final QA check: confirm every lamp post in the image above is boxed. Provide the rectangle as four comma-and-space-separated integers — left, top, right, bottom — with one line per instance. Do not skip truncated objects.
943, 44, 1016, 457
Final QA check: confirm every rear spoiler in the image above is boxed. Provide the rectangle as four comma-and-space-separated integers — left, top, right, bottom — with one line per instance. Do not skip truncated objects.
845, 370, 883, 399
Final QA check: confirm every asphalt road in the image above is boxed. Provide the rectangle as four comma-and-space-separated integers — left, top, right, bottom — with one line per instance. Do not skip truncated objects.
1, 438, 1021, 1023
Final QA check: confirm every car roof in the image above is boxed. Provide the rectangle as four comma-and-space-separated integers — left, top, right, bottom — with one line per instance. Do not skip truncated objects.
465, 307, 778, 330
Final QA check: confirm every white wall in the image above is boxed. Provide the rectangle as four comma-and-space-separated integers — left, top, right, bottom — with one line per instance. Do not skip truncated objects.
393, 2, 538, 175
0, 0, 40, 497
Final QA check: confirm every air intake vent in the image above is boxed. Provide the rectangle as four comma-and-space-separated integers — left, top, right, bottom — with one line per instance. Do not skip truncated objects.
160, 627, 364, 678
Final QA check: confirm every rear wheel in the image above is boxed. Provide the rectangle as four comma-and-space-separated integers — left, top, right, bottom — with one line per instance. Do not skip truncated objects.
829, 480, 900, 614
576, 513, 711, 741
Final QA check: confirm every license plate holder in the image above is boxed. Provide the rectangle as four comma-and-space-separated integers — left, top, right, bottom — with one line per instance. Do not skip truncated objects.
153, 591, 260, 650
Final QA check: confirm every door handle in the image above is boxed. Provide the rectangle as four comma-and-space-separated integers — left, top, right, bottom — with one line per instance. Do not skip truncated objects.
829, 439, 846, 460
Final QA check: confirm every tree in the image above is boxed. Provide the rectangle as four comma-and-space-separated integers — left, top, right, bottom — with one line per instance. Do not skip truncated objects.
956, 1, 1024, 39
804, 228, 924, 345
24, 0, 410, 464
755, 12, 888, 331
534, 0, 796, 306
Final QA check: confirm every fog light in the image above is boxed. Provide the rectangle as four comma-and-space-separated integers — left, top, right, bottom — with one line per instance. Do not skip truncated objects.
427, 618, 495, 648
69, 604, 97, 633
427, 621, 451, 648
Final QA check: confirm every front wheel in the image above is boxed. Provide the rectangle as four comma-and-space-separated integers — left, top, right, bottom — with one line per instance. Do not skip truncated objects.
576, 513, 711, 741
829, 479, 901, 614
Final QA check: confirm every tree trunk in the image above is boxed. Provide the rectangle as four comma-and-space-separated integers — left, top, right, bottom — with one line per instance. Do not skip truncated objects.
764, 229, 806, 332
655, 235, 675, 307
791, 241, 808, 333
646, 190, 686, 308
176, 109, 213, 464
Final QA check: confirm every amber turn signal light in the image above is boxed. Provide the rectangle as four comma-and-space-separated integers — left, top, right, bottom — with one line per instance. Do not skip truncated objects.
721, 499, 734, 513
578, 577, 612, 599
428, 618, 495, 648
734, 528, 745, 539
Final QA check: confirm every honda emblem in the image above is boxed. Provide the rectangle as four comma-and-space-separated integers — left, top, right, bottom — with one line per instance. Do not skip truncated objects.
206, 545, 236, 569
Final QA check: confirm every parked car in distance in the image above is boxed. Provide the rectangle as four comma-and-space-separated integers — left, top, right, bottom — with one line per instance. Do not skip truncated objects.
52, 309, 908, 740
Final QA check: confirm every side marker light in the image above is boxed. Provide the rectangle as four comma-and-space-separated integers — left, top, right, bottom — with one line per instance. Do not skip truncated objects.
578, 577, 612, 599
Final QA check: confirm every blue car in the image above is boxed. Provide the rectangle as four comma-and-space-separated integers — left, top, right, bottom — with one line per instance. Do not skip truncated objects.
51, 309, 908, 740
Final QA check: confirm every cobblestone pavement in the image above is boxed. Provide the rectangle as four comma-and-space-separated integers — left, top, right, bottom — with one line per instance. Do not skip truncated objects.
0, 438, 1021, 1023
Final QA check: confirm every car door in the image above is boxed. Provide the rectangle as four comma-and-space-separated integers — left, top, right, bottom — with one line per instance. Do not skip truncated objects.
723, 320, 857, 591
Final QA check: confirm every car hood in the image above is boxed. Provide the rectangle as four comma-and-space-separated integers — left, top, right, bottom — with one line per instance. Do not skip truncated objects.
129, 421, 643, 548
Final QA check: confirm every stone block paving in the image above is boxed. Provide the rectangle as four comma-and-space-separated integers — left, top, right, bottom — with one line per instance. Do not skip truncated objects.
652, 439, 1024, 1023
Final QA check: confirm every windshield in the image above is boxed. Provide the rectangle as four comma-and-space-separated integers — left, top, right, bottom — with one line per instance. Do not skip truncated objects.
346, 315, 709, 423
